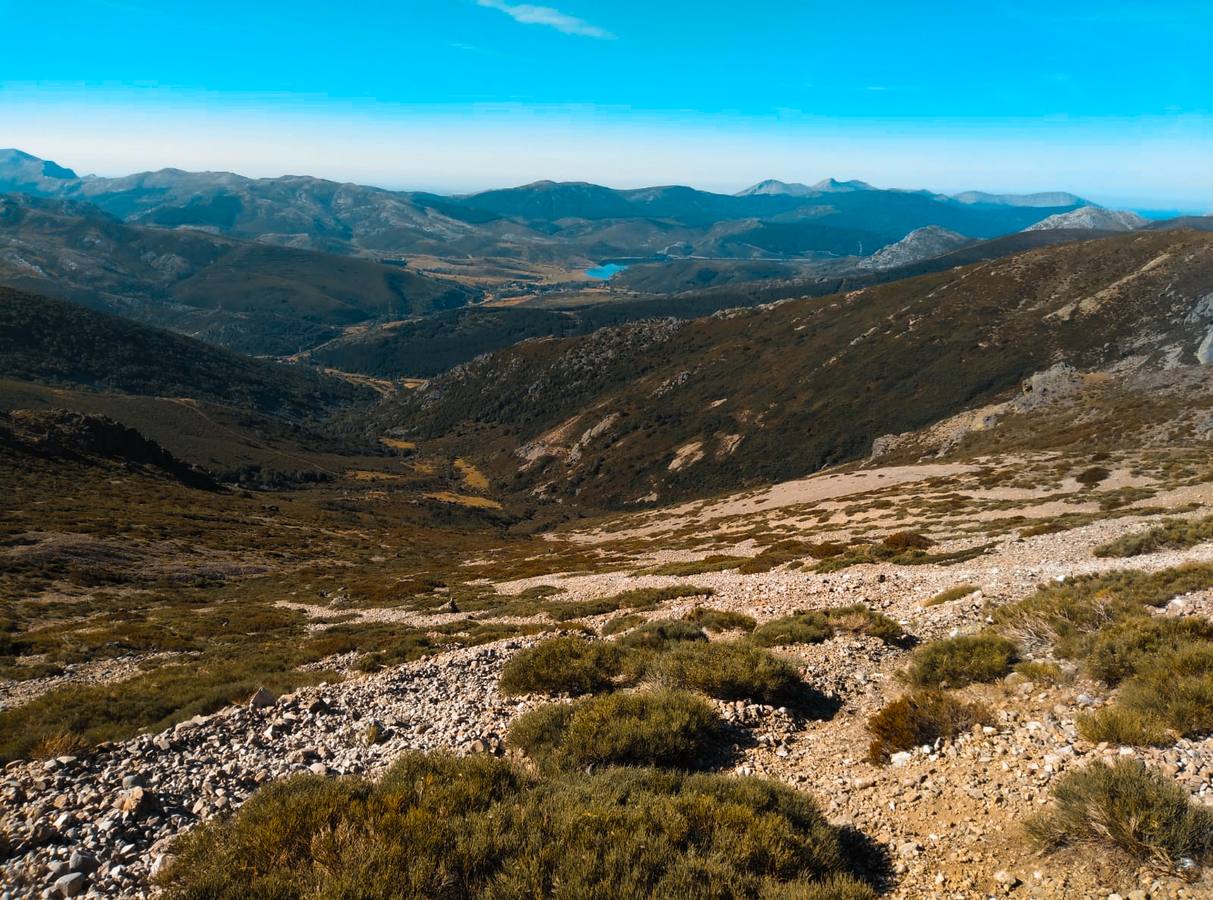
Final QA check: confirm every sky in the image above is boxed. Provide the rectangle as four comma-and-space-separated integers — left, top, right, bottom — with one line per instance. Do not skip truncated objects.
1, 0, 1211, 211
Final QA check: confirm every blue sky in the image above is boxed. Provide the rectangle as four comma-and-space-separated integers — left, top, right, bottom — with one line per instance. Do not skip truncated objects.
2, 0, 1211, 209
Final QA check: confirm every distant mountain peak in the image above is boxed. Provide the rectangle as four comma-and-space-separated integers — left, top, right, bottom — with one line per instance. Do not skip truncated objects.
735, 179, 815, 197
810, 178, 874, 193
953, 190, 1087, 208
0, 148, 79, 182
855, 225, 972, 271
1024, 206, 1148, 233
736, 177, 873, 197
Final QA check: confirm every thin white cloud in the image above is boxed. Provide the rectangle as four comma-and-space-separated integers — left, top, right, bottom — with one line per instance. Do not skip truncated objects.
476, 0, 615, 39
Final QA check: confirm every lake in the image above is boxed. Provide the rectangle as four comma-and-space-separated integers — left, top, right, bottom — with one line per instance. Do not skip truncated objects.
584, 262, 629, 280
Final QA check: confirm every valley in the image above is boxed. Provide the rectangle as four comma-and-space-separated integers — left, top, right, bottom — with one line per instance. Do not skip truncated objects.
3, 153, 1213, 899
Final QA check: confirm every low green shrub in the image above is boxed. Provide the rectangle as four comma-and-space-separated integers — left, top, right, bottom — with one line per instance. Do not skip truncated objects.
866, 691, 991, 763
651, 640, 806, 706
1095, 516, 1213, 558
1075, 466, 1111, 488
1013, 660, 1067, 685
509, 689, 724, 769
618, 619, 707, 652
684, 607, 757, 633
882, 531, 934, 551
1116, 644, 1213, 740
923, 584, 979, 607
159, 753, 878, 899
1077, 707, 1170, 747
751, 612, 833, 647
905, 634, 1018, 688
498, 636, 625, 697
639, 557, 744, 577
548, 585, 714, 622
1084, 617, 1213, 685
825, 605, 906, 644
1026, 759, 1213, 868
601, 613, 645, 636
987, 566, 1213, 655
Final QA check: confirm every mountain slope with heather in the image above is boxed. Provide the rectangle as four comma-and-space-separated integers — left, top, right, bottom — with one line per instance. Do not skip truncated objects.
0, 195, 477, 355
0, 287, 371, 419
380, 230, 1213, 507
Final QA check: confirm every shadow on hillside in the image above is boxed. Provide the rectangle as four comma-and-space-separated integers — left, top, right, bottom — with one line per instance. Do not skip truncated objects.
838, 825, 896, 895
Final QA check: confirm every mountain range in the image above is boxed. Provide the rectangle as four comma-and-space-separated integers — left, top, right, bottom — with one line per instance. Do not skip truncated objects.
1, 149, 1097, 267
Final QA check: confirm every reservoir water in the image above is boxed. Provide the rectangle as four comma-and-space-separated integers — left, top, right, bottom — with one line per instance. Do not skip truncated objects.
585, 262, 629, 280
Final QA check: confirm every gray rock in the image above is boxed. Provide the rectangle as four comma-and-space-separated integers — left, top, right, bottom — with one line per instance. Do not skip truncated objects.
69, 849, 98, 873
54, 872, 87, 897
248, 687, 277, 710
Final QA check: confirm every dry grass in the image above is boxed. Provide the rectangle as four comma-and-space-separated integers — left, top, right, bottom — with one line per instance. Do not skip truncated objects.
1027, 759, 1213, 869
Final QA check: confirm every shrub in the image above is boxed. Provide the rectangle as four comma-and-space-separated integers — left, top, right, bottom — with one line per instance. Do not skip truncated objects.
988, 566, 1213, 655
923, 584, 978, 607
618, 619, 708, 652
547, 585, 714, 622
1013, 660, 1067, 685
1026, 759, 1213, 868
640, 557, 744, 577
159, 753, 878, 899
1116, 643, 1213, 739
752, 612, 833, 647
498, 636, 625, 697
601, 613, 645, 636
825, 605, 906, 644
882, 531, 934, 551
1077, 707, 1170, 747
509, 690, 724, 769
804, 541, 848, 559
29, 730, 88, 759
684, 607, 756, 633
866, 691, 991, 763
1075, 466, 1111, 488
1084, 617, 1213, 685
1095, 516, 1213, 558
905, 634, 1018, 688
651, 640, 806, 705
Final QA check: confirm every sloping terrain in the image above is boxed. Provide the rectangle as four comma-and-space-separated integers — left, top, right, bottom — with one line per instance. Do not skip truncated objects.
0, 287, 371, 420
0, 195, 476, 355
381, 230, 1213, 507
307, 230, 1112, 378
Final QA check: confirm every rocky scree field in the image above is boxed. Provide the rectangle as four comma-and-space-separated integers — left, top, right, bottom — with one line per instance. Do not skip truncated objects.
6, 429, 1213, 897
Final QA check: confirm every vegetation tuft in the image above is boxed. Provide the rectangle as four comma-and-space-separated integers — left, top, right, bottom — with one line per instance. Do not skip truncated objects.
684, 606, 757, 633
498, 636, 625, 697
904, 634, 1018, 688
617, 619, 708, 652
866, 691, 991, 764
1095, 516, 1213, 559
1026, 759, 1213, 868
508, 689, 724, 770
159, 753, 879, 899
751, 612, 833, 647
923, 584, 979, 607
651, 640, 809, 707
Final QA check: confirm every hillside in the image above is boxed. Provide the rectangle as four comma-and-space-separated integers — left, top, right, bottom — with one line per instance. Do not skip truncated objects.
311, 230, 1113, 378
0, 287, 371, 419
0, 194, 477, 355
380, 230, 1213, 507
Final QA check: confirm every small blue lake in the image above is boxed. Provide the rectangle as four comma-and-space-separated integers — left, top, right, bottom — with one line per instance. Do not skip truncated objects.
585, 262, 629, 280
